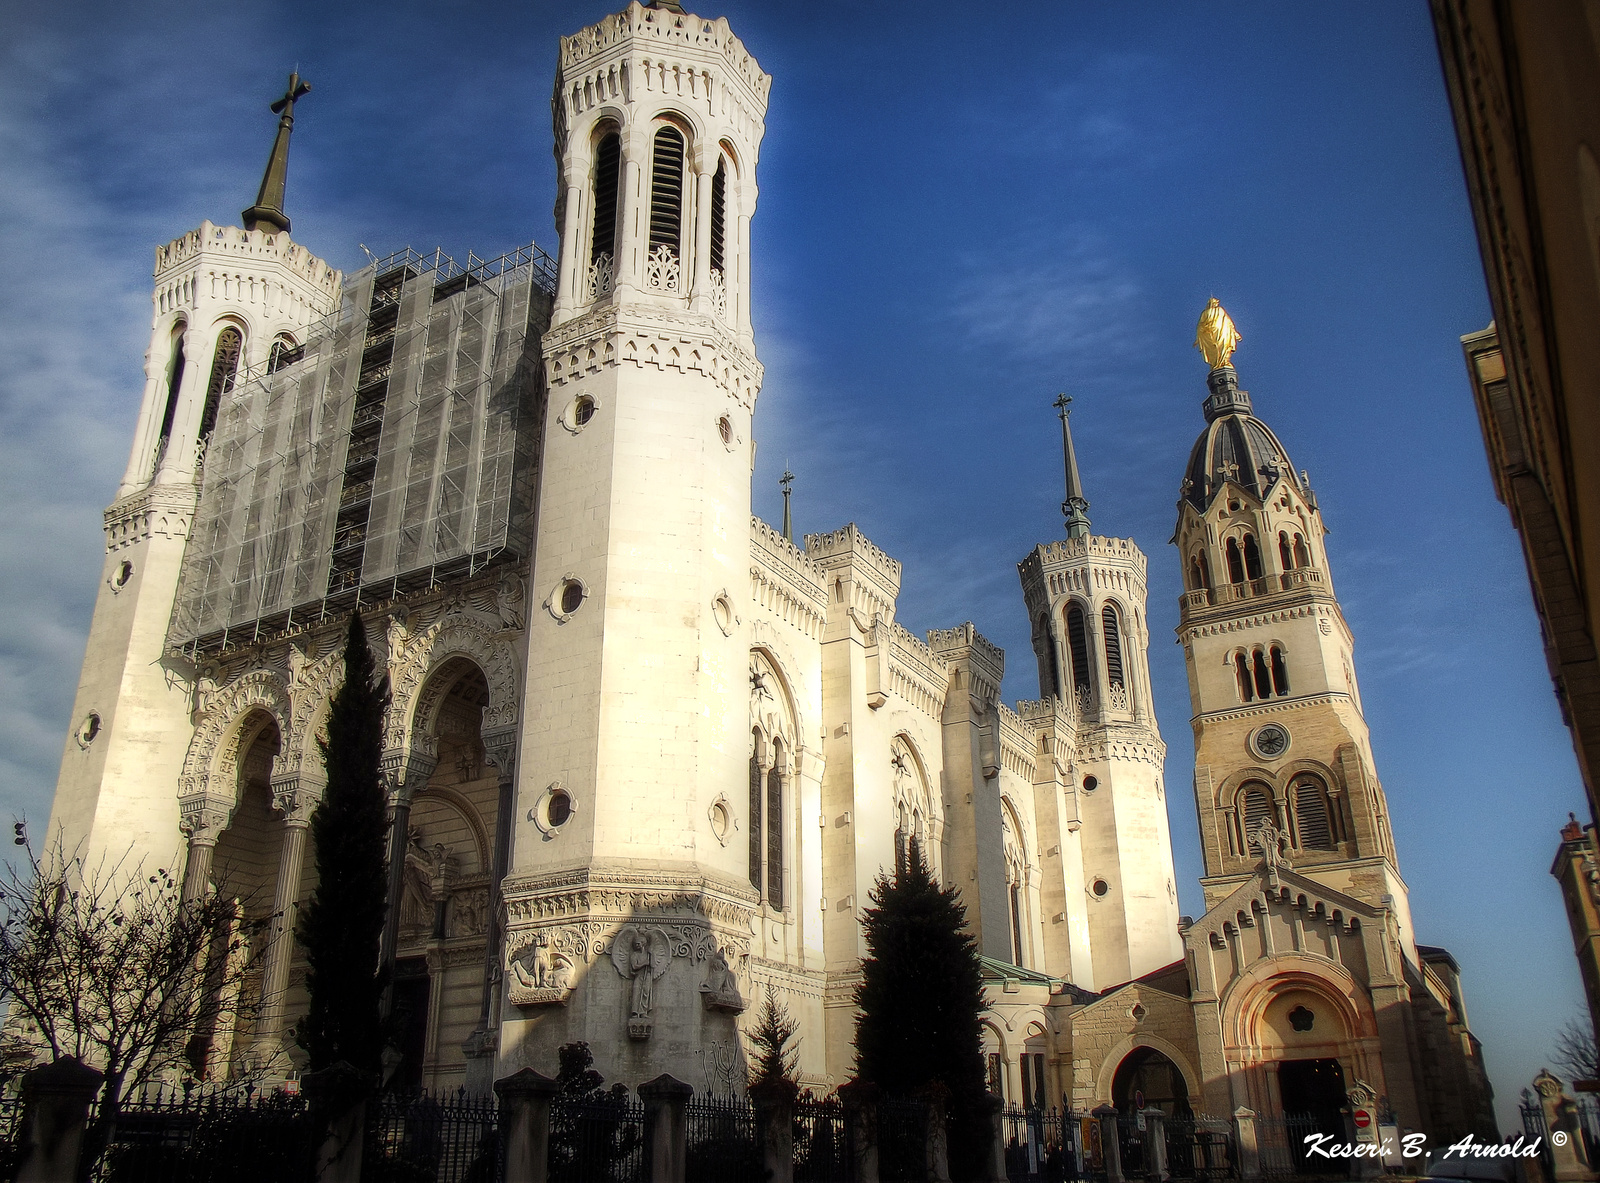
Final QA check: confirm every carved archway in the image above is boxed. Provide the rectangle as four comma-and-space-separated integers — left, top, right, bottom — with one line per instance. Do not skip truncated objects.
179, 668, 292, 825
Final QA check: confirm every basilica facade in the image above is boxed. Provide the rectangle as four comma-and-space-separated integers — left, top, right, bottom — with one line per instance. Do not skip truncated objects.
45, 0, 1492, 1139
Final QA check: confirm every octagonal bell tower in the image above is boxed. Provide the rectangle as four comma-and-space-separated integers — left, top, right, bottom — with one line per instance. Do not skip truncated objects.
503, 2, 770, 1086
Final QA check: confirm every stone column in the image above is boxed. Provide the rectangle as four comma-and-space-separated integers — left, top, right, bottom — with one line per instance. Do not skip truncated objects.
616, 133, 645, 297
1232, 1107, 1260, 1181
754, 1092, 795, 1183
254, 778, 316, 1066
983, 1093, 1008, 1183
179, 795, 230, 901
379, 744, 437, 1008
15, 1057, 103, 1183
639, 1074, 692, 1183
924, 1090, 952, 1183
839, 1080, 880, 1183
735, 201, 753, 333
689, 163, 715, 313
1095, 1105, 1124, 1183
1143, 1109, 1168, 1183
555, 179, 585, 321
496, 1068, 559, 1183
464, 728, 516, 1096
155, 321, 213, 486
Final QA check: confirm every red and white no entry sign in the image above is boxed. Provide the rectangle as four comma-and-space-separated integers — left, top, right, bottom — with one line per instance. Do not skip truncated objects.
1354, 1109, 1372, 1129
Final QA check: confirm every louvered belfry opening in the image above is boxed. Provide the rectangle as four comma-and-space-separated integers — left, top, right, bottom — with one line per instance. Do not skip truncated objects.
1295, 778, 1335, 850
156, 329, 187, 457
198, 326, 243, 442
591, 132, 621, 264
1102, 604, 1125, 690
648, 125, 686, 259
1241, 785, 1274, 850
710, 157, 727, 273
1066, 602, 1092, 692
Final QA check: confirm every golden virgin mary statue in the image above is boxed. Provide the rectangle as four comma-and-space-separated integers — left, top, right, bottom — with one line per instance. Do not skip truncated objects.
1195, 298, 1241, 369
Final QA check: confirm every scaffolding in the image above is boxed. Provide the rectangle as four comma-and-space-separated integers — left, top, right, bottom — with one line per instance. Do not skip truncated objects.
169, 243, 556, 654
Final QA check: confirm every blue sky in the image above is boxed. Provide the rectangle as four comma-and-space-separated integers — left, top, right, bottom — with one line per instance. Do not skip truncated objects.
0, 0, 1583, 1127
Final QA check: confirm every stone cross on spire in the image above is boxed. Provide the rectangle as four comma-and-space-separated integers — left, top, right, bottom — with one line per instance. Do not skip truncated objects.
242, 71, 312, 235
1055, 393, 1091, 540
780, 470, 795, 542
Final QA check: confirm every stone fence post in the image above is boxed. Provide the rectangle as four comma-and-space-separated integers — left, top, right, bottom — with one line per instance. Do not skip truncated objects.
496, 1068, 559, 1183
839, 1079, 880, 1183
304, 1061, 374, 1183
982, 1093, 1009, 1183
924, 1088, 952, 1183
753, 1091, 795, 1183
1233, 1106, 1261, 1182
1094, 1105, 1125, 1183
15, 1057, 103, 1183
1143, 1109, 1169, 1183
638, 1073, 691, 1183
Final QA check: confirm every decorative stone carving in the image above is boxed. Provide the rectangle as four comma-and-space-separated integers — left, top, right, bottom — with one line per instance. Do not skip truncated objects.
507, 932, 576, 1007
493, 569, 526, 631
450, 888, 489, 938
699, 947, 745, 1013
178, 794, 232, 843
612, 925, 673, 1039
1251, 820, 1291, 876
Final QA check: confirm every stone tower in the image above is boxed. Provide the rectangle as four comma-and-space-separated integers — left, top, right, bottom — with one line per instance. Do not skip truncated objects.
1172, 354, 1415, 945
48, 80, 340, 873
498, 2, 772, 1084
1017, 403, 1183, 990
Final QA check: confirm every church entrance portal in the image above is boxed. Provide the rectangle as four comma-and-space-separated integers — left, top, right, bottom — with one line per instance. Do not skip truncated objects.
1112, 1047, 1193, 1118
1277, 1058, 1346, 1173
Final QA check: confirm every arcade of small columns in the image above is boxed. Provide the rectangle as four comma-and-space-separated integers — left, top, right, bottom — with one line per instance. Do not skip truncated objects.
171, 598, 524, 1080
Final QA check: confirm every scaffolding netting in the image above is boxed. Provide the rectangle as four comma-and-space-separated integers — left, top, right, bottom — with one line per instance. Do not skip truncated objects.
169, 243, 556, 652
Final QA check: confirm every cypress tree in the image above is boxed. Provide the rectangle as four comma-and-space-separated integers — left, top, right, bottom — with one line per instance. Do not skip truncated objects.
297, 614, 390, 1073
854, 841, 991, 1180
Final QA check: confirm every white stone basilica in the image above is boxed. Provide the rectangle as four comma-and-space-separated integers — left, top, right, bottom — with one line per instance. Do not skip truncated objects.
43, 0, 1494, 1138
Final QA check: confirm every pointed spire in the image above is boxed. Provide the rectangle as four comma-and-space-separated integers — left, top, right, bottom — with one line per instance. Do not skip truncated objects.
242, 72, 312, 235
1054, 393, 1091, 540
780, 469, 795, 543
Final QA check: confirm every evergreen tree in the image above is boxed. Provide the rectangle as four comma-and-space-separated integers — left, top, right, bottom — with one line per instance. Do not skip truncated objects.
854, 841, 991, 1181
297, 614, 390, 1073
746, 985, 801, 1101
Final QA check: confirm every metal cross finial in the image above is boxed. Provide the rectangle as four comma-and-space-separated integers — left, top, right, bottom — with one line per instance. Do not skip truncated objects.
1054, 392, 1072, 419
1056, 393, 1091, 540
271, 71, 312, 120
242, 71, 313, 235
780, 469, 795, 543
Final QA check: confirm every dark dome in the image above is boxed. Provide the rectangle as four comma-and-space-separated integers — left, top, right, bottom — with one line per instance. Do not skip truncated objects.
1182, 367, 1300, 510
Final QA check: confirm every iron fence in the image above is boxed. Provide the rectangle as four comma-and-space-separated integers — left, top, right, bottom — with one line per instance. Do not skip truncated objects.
794, 1095, 851, 1183
87, 1084, 317, 1183
1253, 1112, 1333, 1178
365, 1089, 500, 1183
877, 1095, 927, 1183
1003, 1106, 1069, 1182
685, 1093, 761, 1183
1165, 1114, 1235, 1182
548, 1092, 645, 1183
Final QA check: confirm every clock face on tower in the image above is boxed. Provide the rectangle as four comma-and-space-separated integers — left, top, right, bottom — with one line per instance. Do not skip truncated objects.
1250, 723, 1290, 760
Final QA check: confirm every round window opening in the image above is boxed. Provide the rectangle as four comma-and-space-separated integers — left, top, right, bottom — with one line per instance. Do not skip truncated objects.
712, 593, 734, 635
560, 580, 584, 615
77, 713, 101, 746
1092, 878, 1109, 898
547, 789, 573, 829
1288, 1005, 1315, 1032
718, 415, 733, 446
710, 800, 730, 842
113, 561, 133, 589
1083, 775, 1098, 793
574, 396, 596, 427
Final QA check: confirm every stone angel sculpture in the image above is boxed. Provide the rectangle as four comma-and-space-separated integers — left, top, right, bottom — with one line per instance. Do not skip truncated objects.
612, 926, 672, 1030
1195, 297, 1242, 370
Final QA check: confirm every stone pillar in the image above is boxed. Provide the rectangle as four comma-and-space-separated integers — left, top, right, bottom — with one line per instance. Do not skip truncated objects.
839, 1081, 880, 1183
983, 1093, 1008, 1183
924, 1089, 952, 1183
496, 1068, 559, 1183
755, 1094, 795, 1183
179, 798, 230, 900
305, 1062, 374, 1183
689, 164, 715, 313
616, 139, 644, 296
639, 1074, 692, 1183
1143, 1109, 1168, 1183
555, 179, 584, 322
463, 730, 516, 1096
1535, 1070, 1598, 1182
379, 745, 436, 1006
1095, 1105, 1124, 1183
14, 1057, 103, 1183
255, 790, 312, 1064
1233, 1107, 1260, 1182
155, 321, 214, 486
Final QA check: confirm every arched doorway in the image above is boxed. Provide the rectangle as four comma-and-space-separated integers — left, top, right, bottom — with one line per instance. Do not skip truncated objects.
1112, 1047, 1193, 1118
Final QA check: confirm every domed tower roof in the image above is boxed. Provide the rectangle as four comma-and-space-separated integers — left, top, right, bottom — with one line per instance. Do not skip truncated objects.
1181, 364, 1302, 510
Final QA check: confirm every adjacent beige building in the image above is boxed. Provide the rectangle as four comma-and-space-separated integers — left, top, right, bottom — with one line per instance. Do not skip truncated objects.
43, 0, 1492, 1137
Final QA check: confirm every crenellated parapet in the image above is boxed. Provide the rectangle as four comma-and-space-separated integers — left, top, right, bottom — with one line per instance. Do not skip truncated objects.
750, 516, 829, 642
928, 622, 1006, 707
152, 220, 339, 329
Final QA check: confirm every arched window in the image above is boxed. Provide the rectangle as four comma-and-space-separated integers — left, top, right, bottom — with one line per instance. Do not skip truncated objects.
1253, 649, 1272, 699
267, 334, 301, 373
749, 729, 764, 893
198, 326, 243, 441
156, 325, 188, 457
1010, 881, 1025, 967
895, 801, 910, 874
1225, 538, 1245, 584
1235, 653, 1254, 703
1279, 531, 1294, 571
1270, 646, 1290, 696
767, 738, 785, 909
1001, 803, 1027, 968
1243, 534, 1264, 580
1033, 614, 1061, 699
710, 157, 727, 276
1294, 777, 1335, 850
647, 125, 686, 285
1065, 603, 1091, 693
1294, 533, 1311, 568
1190, 552, 1211, 590
1102, 604, 1126, 708
591, 131, 621, 265
1240, 784, 1274, 848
